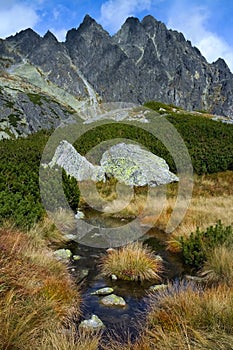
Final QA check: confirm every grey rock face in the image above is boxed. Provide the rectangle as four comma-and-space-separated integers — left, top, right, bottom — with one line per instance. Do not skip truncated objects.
0, 85, 77, 138
48, 141, 178, 187
1, 12, 233, 134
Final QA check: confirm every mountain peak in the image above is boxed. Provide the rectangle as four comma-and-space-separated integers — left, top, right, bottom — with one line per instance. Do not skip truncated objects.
125, 17, 140, 25
7, 28, 41, 41
83, 14, 96, 25
43, 30, 58, 43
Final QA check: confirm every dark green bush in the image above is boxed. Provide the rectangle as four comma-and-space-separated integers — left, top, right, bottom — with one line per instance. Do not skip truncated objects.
179, 221, 233, 269
0, 131, 80, 228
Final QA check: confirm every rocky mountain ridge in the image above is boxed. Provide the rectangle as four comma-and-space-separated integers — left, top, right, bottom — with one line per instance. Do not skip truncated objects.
0, 14, 233, 138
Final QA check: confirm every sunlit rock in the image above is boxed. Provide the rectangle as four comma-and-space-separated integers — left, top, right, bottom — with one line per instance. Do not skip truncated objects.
100, 294, 126, 307
79, 314, 105, 331
49, 140, 178, 187
91, 287, 114, 295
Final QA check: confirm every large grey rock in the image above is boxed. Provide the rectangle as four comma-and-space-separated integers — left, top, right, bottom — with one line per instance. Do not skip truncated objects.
48, 140, 104, 181
101, 143, 179, 186
48, 141, 178, 187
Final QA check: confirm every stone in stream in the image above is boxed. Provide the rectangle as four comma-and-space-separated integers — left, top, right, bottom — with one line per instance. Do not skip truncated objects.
53, 248, 72, 260
64, 233, 77, 241
111, 274, 118, 281
73, 254, 81, 261
91, 287, 114, 296
100, 294, 126, 307
79, 314, 105, 331
149, 284, 168, 292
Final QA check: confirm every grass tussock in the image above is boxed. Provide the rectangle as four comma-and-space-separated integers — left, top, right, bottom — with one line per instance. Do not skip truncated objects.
147, 283, 233, 335
100, 241, 163, 281
41, 328, 101, 350
0, 227, 80, 350
200, 245, 233, 286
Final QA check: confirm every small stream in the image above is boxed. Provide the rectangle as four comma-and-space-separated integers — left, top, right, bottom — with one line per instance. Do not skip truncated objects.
67, 214, 186, 339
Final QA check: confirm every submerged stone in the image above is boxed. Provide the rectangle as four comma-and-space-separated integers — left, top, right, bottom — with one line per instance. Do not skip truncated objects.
79, 314, 105, 331
91, 287, 114, 296
100, 294, 126, 307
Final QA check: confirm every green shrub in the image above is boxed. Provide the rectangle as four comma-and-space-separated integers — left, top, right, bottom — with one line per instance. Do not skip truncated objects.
0, 130, 81, 228
179, 221, 233, 269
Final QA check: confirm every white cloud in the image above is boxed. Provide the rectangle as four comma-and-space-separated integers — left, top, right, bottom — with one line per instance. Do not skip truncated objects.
99, 0, 152, 33
167, 4, 233, 72
0, 3, 39, 38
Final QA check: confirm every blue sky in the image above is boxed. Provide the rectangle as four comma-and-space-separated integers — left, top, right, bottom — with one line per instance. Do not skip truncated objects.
0, 0, 233, 71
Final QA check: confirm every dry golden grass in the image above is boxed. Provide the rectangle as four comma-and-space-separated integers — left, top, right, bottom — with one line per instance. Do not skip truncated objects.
28, 215, 67, 247
41, 328, 101, 350
147, 283, 233, 334
100, 241, 163, 281
138, 171, 233, 252
0, 227, 80, 350
200, 245, 233, 286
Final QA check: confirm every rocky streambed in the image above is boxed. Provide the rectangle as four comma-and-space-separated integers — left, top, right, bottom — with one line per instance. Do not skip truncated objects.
57, 215, 186, 340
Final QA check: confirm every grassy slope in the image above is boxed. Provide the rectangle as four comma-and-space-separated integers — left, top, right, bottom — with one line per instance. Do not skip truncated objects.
0, 221, 80, 350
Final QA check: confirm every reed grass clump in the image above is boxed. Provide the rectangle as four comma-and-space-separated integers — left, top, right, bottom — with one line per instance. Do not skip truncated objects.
200, 245, 233, 286
100, 241, 163, 282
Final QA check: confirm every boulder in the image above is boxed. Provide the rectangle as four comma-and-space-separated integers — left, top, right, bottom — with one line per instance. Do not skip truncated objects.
100, 294, 126, 307
101, 143, 178, 187
49, 141, 178, 188
48, 140, 104, 182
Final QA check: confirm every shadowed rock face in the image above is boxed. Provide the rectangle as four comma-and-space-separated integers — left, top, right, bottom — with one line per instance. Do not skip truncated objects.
48, 140, 178, 187
1, 13, 233, 139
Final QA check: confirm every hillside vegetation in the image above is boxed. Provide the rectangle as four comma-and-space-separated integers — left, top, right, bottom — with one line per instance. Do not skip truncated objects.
0, 103, 233, 228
